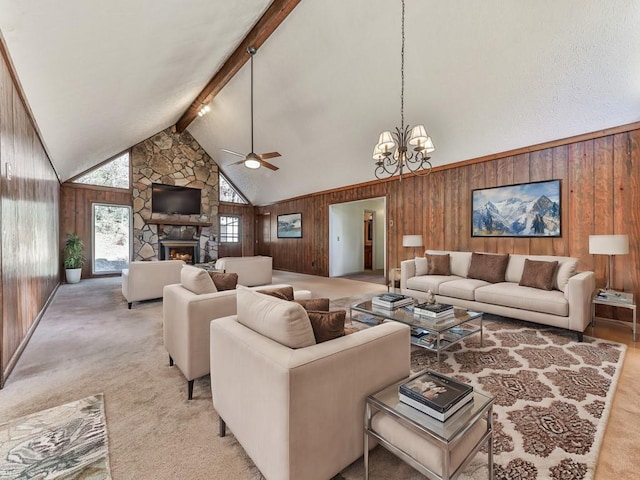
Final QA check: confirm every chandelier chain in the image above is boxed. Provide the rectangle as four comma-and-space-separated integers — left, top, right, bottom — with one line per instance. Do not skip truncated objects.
400, 0, 405, 132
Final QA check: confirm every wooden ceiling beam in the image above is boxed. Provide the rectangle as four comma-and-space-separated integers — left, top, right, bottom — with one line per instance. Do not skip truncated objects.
176, 0, 302, 133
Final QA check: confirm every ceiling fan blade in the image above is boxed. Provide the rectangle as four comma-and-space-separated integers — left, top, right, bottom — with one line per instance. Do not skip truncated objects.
230, 159, 247, 166
221, 148, 246, 158
258, 152, 281, 160
260, 160, 279, 171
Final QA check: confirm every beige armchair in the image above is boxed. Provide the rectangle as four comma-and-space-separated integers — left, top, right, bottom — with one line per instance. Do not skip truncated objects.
163, 270, 311, 400
210, 289, 411, 480
121, 259, 184, 309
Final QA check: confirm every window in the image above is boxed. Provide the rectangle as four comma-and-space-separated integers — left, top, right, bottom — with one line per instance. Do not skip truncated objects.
219, 173, 248, 204
93, 203, 131, 274
219, 215, 240, 243
74, 152, 130, 189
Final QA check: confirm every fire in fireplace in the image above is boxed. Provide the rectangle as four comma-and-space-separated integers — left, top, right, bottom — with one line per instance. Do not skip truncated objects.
159, 239, 199, 265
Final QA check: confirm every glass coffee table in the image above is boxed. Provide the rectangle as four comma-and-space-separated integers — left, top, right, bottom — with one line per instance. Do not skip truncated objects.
350, 300, 483, 362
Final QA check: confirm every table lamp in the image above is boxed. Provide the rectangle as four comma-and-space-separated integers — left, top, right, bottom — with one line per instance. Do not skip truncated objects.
402, 234, 423, 258
589, 234, 629, 290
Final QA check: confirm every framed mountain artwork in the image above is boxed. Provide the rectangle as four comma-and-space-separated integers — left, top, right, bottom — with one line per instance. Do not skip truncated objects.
471, 180, 561, 237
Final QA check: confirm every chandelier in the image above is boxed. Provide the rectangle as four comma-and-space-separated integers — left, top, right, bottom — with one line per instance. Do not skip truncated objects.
373, 0, 434, 180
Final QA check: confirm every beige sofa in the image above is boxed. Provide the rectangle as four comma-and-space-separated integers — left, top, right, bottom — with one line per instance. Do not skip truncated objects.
401, 250, 595, 339
214, 256, 272, 287
210, 287, 411, 480
121, 259, 185, 309
163, 266, 311, 400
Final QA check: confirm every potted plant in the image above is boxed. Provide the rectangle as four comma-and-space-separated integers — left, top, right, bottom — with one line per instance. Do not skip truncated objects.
63, 232, 85, 283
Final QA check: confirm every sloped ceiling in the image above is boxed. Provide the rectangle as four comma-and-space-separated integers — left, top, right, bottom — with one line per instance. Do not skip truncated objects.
2, 1, 640, 206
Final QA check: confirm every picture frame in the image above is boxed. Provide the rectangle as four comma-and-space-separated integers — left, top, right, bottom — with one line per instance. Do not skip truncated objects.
277, 212, 302, 238
471, 179, 561, 237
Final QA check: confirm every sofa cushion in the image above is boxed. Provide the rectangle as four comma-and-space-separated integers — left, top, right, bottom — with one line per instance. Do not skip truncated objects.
439, 278, 490, 301
295, 298, 330, 312
519, 259, 558, 290
236, 286, 316, 349
406, 275, 462, 294
181, 265, 217, 294
426, 254, 451, 275
505, 254, 578, 290
307, 310, 346, 343
475, 283, 568, 316
209, 272, 238, 291
415, 257, 429, 276
257, 286, 295, 301
427, 251, 472, 277
467, 252, 509, 283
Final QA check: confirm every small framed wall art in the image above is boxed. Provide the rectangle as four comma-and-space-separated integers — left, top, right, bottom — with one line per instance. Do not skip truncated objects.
277, 212, 302, 238
471, 179, 561, 237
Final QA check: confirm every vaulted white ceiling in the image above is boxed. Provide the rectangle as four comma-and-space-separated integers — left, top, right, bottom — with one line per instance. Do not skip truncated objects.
2, 1, 640, 206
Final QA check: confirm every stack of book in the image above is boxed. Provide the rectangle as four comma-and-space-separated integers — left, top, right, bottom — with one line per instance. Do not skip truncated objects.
399, 371, 474, 421
414, 302, 455, 322
372, 293, 414, 309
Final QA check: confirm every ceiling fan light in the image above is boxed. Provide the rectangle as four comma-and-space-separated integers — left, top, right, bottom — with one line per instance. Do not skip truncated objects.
244, 153, 261, 169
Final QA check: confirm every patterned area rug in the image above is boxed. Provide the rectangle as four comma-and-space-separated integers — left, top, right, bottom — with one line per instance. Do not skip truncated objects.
0, 394, 111, 479
331, 296, 627, 480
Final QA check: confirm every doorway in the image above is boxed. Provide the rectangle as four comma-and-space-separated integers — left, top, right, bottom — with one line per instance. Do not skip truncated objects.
329, 197, 386, 283
92, 203, 131, 274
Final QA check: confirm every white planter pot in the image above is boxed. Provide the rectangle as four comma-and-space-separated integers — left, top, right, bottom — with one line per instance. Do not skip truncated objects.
65, 268, 82, 284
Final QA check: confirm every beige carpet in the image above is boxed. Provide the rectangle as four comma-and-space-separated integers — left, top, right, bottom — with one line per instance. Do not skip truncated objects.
0, 274, 637, 479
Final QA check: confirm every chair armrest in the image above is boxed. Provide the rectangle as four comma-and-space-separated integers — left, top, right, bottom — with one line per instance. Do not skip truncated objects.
121, 269, 130, 299
565, 271, 596, 332
211, 318, 410, 480
400, 259, 416, 290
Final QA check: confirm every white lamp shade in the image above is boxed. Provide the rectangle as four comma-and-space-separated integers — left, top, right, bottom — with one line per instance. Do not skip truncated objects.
402, 235, 423, 248
378, 131, 395, 150
589, 235, 629, 255
372, 144, 385, 161
408, 124, 428, 146
424, 136, 435, 153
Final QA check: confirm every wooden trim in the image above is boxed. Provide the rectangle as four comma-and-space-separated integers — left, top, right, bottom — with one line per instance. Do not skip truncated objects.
1, 283, 59, 388
261, 121, 640, 206
0, 32, 60, 184
176, 0, 302, 133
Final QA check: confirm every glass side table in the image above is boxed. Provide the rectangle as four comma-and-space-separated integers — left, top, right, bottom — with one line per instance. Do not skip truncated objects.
365, 372, 494, 480
592, 290, 636, 341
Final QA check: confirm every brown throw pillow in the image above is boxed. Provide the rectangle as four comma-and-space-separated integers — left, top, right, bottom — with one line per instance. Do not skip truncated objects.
208, 272, 238, 291
467, 252, 509, 283
426, 254, 451, 275
256, 286, 295, 301
519, 259, 558, 290
295, 298, 330, 312
307, 310, 346, 343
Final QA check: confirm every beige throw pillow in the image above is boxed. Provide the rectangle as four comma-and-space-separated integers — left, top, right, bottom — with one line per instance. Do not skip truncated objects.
426, 254, 451, 275
519, 259, 558, 290
467, 252, 510, 283
415, 257, 429, 276
181, 265, 217, 294
236, 286, 316, 349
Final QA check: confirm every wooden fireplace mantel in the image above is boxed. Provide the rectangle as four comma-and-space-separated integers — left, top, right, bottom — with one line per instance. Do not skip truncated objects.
146, 218, 212, 237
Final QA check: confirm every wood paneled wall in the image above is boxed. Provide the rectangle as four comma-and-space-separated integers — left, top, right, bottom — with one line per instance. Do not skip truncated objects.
0, 48, 60, 387
60, 184, 132, 279
219, 202, 255, 257
256, 127, 640, 318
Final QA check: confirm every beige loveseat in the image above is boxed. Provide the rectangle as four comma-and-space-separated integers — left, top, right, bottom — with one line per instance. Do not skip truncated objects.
401, 250, 595, 339
214, 256, 272, 287
163, 265, 311, 400
121, 259, 184, 309
210, 287, 411, 480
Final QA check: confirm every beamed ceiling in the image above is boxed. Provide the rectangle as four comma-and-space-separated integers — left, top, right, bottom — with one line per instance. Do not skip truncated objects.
1, 0, 639, 205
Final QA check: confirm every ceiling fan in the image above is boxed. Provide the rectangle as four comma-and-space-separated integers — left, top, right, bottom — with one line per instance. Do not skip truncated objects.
222, 46, 281, 171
